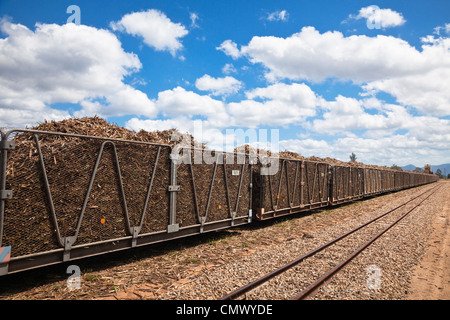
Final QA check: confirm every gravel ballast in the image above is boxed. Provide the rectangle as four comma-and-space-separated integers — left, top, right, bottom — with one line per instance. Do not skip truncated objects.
160, 182, 448, 300
0, 182, 447, 300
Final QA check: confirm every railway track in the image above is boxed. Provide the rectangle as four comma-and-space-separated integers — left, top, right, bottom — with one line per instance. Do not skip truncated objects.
220, 183, 442, 300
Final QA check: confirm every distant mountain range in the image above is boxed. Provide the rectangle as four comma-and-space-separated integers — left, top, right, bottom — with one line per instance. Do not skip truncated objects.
402, 163, 450, 175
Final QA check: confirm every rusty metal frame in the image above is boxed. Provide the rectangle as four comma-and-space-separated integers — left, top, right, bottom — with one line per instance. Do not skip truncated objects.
187, 148, 252, 232
32, 133, 163, 260
257, 158, 330, 220
0, 130, 10, 248
330, 165, 365, 205
0, 129, 254, 275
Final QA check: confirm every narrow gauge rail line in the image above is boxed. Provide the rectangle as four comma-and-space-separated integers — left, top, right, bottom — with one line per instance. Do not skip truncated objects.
220, 183, 441, 300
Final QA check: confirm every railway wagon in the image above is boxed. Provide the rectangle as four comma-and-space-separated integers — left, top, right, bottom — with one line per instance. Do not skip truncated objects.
0, 128, 438, 276
253, 158, 438, 221
253, 158, 331, 220
0, 129, 254, 275
363, 167, 437, 196
330, 165, 365, 204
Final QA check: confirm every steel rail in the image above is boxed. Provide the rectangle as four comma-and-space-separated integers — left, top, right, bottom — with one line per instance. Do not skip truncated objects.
1, 128, 171, 147
219, 183, 440, 300
291, 183, 442, 300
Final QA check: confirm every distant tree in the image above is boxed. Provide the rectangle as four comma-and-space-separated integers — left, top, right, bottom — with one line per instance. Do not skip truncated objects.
414, 167, 424, 173
436, 169, 443, 179
391, 164, 402, 171
349, 153, 357, 162
447, 173, 450, 179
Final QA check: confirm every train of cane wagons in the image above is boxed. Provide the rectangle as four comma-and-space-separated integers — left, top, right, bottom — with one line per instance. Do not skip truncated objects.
0, 128, 438, 275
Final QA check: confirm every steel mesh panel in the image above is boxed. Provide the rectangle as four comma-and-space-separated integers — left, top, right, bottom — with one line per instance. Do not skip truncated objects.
224, 157, 251, 217
318, 163, 329, 202
286, 160, 301, 207
334, 166, 365, 200
140, 147, 170, 234
373, 170, 379, 193
177, 160, 197, 227
355, 168, 364, 196
251, 164, 264, 212
348, 167, 354, 197
305, 161, 328, 204
209, 162, 230, 222
258, 159, 331, 212
382, 171, 390, 191
191, 156, 215, 221
275, 160, 290, 210
369, 169, 375, 193
351, 167, 359, 197
304, 161, 315, 204
388, 171, 394, 190
3, 133, 59, 257
342, 166, 350, 198
365, 168, 373, 194
266, 162, 280, 211
337, 167, 345, 200
372, 170, 376, 192
192, 151, 228, 223
40, 136, 100, 241
261, 158, 286, 211
115, 143, 161, 228
373, 169, 378, 193
345, 167, 351, 198
261, 174, 272, 211
366, 168, 382, 193
2, 131, 172, 256
77, 143, 128, 244
177, 150, 252, 227
392, 171, 397, 189
403, 172, 409, 187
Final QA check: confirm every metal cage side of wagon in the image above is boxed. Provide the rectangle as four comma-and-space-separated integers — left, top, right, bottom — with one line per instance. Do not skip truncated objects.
0, 129, 254, 275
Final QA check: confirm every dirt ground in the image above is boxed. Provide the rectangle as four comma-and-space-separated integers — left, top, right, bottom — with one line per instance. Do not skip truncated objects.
0, 182, 448, 300
406, 181, 450, 300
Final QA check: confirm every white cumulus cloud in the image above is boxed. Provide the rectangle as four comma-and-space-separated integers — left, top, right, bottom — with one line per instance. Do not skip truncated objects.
110, 9, 188, 57
0, 20, 156, 127
242, 26, 427, 83
155, 86, 230, 125
434, 23, 450, 36
350, 6, 406, 29
216, 40, 242, 59
228, 82, 319, 127
195, 74, 243, 96
266, 10, 289, 22
239, 26, 450, 116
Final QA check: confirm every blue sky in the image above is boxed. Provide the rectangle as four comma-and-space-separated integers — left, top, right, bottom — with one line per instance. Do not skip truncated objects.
0, 0, 449, 167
